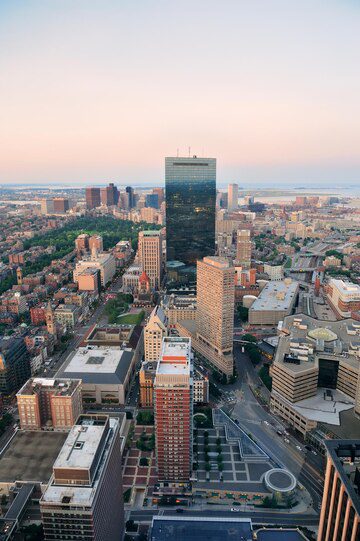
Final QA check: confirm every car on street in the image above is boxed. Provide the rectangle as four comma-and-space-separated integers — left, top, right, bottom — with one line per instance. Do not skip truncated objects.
296, 445, 303, 451
284, 438, 290, 444
230, 508, 240, 512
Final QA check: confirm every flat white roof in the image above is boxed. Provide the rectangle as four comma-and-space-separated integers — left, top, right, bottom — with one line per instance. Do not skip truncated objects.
157, 337, 191, 375
292, 388, 354, 425
250, 280, 299, 312
63, 347, 124, 374
54, 422, 106, 471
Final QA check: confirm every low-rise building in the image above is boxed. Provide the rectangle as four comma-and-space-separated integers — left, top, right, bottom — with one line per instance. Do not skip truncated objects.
17, 378, 82, 430
58, 346, 136, 405
263, 263, 284, 281
162, 294, 196, 327
249, 279, 299, 325
73, 251, 116, 287
54, 304, 81, 329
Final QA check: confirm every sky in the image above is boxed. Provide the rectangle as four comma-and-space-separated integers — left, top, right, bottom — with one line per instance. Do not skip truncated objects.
0, 0, 359, 187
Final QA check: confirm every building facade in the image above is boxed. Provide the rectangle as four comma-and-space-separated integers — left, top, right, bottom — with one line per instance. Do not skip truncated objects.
317, 440, 360, 541
0, 337, 31, 395
196, 256, 235, 376
17, 378, 82, 430
40, 414, 124, 541
165, 156, 216, 268
86, 187, 101, 209
144, 306, 167, 362
227, 183, 239, 211
154, 337, 193, 482
236, 230, 252, 269
138, 230, 163, 290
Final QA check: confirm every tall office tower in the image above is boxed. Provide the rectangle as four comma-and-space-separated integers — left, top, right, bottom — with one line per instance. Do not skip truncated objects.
138, 230, 163, 290
100, 183, 118, 207
75, 233, 90, 254
53, 198, 70, 214
40, 199, 55, 215
144, 306, 168, 361
0, 337, 31, 395
126, 186, 135, 209
146, 193, 159, 209
40, 414, 124, 541
86, 187, 101, 209
17, 378, 82, 430
196, 256, 235, 376
165, 156, 216, 267
318, 440, 360, 541
153, 187, 164, 205
236, 229, 252, 269
154, 337, 193, 482
228, 183, 239, 211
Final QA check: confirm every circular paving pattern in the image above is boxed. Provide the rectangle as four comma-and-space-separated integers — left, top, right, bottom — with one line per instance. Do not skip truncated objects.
264, 468, 297, 493
308, 327, 338, 342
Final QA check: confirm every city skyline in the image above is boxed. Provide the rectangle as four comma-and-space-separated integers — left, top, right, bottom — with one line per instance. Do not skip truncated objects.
1, 1, 360, 186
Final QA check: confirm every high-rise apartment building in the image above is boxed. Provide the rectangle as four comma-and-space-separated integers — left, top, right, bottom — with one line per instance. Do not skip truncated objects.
40, 414, 124, 541
228, 183, 239, 211
236, 229, 252, 268
165, 156, 216, 268
17, 378, 82, 430
86, 187, 101, 209
154, 337, 193, 482
144, 306, 168, 361
318, 440, 360, 541
196, 256, 235, 376
138, 230, 163, 290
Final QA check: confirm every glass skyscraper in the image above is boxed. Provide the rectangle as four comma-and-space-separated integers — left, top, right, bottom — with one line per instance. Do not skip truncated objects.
165, 156, 216, 280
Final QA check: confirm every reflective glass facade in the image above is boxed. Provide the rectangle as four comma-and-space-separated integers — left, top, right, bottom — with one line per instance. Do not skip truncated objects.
165, 157, 216, 268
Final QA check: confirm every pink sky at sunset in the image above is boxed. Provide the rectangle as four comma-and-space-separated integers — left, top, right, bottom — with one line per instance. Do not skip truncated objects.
0, 0, 359, 186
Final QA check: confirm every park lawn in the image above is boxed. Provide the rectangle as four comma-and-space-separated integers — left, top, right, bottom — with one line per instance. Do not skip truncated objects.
117, 311, 144, 325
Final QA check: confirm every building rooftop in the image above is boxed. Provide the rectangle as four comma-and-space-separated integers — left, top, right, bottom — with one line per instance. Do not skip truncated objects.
249, 280, 299, 312
17, 377, 81, 397
0, 430, 67, 484
157, 337, 191, 376
41, 416, 119, 507
202, 256, 232, 269
329, 278, 360, 297
256, 529, 309, 541
58, 346, 133, 384
150, 516, 252, 541
53, 415, 109, 473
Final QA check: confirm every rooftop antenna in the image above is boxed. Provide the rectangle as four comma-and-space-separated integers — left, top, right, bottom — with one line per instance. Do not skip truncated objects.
188, 146, 191, 157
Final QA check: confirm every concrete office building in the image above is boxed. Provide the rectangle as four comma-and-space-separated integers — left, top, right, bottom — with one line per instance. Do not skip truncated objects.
54, 304, 81, 329
271, 314, 360, 436
195, 256, 235, 376
77, 268, 101, 294
154, 337, 193, 482
100, 183, 119, 207
58, 346, 136, 405
86, 187, 101, 209
138, 230, 163, 290
318, 440, 360, 541
248, 279, 299, 326
40, 414, 124, 541
144, 306, 167, 362
236, 229, 252, 269
17, 378, 82, 431
227, 183, 239, 211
